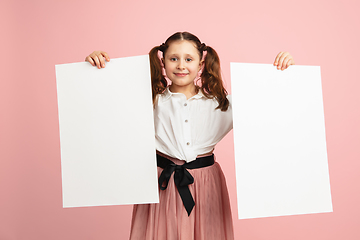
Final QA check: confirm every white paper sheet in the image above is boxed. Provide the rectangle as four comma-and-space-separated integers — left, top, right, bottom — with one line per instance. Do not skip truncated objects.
56, 55, 159, 208
230, 63, 332, 219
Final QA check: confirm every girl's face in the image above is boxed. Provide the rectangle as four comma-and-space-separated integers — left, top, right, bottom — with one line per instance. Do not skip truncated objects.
163, 40, 202, 93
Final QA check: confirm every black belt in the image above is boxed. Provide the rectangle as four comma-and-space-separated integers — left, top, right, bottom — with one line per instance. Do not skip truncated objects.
157, 153, 215, 216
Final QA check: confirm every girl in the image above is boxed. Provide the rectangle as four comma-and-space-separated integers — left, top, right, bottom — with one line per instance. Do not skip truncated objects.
85, 32, 294, 240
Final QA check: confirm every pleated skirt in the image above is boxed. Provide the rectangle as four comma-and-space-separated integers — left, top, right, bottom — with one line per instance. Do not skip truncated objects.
129, 154, 234, 240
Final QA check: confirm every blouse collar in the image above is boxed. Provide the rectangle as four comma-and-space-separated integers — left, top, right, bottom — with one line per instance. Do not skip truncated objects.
162, 87, 205, 101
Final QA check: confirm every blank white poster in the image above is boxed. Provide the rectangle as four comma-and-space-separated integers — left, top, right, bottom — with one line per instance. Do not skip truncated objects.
230, 63, 332, 219
56, 55, 159, 208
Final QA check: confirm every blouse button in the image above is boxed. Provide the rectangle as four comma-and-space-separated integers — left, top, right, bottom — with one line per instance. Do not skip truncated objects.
186, 142, 190, 145
185, 119, 188, 123
184, 103, 187, 106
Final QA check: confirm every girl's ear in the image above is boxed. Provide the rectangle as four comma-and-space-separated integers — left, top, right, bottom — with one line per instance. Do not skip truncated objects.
161, 58, 165, 67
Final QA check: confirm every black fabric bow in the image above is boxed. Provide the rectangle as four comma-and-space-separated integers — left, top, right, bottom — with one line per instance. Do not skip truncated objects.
157, 154, 215, 216
158, 163, 195, 215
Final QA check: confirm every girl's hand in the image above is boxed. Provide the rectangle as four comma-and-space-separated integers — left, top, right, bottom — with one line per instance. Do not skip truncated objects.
273, 52, 295, 70
85, 51, 110, 69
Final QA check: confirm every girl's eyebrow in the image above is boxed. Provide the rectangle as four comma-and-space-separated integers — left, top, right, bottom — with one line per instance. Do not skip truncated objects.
167, 53, 196, 57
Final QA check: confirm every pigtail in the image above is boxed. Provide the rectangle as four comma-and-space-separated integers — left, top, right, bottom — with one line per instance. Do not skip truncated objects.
200, 45, 229, 111
149, 46, 167, 103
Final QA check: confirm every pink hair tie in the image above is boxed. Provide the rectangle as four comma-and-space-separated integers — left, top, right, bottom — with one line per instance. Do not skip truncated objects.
201, 51, 208, 61
157, 50, 171, 83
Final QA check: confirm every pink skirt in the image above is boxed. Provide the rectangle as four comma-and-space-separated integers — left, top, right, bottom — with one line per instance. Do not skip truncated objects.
129, 154, 234, 240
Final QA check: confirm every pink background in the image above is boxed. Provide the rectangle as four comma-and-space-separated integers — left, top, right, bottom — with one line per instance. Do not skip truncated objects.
1, 0, 359, 239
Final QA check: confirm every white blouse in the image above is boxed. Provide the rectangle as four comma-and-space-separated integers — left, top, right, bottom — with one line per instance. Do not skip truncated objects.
154, 87, 233, 162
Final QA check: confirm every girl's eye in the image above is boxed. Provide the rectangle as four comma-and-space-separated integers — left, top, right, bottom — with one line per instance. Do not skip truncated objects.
186, 58, 192, 62
170, 58, 177, 61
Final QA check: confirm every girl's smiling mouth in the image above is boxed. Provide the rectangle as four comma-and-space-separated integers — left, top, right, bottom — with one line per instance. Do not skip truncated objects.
174, 73, 189, 77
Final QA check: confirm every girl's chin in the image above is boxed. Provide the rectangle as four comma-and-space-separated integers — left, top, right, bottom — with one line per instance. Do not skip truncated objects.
170, 83, 196, 90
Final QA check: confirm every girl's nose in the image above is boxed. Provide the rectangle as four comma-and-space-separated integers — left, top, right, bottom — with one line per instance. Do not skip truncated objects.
177, 60, 185, 70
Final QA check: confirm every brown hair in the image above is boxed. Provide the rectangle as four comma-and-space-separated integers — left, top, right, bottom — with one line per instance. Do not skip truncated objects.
149, 32, 229, 111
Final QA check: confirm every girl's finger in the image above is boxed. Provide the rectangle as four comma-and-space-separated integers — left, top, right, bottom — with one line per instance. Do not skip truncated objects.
274, 52, 284, 66
280, 54, 291, 70
85, 56, 95, 66
98, 54, 106, 68
282, 54, 295, 70
277, 52, 288, 69
102, 52, 110, 62
285, 57, 295, 70
91, 54, 102, 69
281, 57, 291, 70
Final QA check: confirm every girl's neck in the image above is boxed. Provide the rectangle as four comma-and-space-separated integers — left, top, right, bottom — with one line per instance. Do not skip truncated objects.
169, 84, 197, 99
